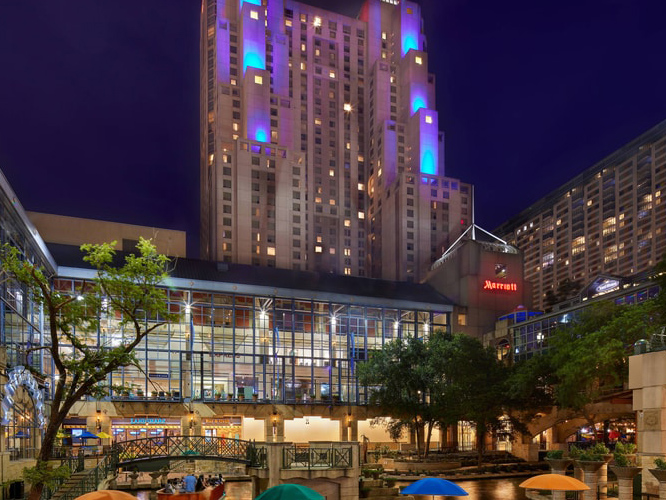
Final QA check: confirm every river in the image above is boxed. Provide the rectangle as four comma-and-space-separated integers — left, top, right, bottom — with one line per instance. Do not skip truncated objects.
135, 478, 528, 500
397, 479, 528, 500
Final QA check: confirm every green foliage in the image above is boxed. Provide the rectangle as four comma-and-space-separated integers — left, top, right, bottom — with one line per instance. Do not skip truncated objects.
550, 299, 660, 412
546, 450, 564, 459
568, 446, 582, 459
654, 458, 666, 470
613, 453, 630, 467
23, 463, 70, 489
614, 442, 636, 455
0, 238, 178, 499
591, 442, 610, 455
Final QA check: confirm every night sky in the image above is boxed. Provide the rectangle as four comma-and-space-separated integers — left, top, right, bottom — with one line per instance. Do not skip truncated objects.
1, 0, 665, 257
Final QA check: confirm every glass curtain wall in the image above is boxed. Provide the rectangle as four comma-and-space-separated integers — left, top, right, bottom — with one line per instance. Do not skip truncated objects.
47, 278, 449, 404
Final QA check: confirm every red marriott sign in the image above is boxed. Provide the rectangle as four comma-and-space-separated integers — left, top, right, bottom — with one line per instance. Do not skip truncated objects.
483, 280, 518, 292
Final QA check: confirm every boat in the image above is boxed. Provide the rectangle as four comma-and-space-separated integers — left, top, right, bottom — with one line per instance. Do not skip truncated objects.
157, 484, 225, 500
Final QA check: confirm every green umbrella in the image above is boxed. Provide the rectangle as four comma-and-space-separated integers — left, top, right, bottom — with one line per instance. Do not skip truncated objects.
255, 484, 324, 500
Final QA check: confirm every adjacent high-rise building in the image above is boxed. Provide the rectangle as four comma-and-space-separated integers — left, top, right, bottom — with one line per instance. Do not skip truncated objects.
495, 119, 666, 311
200, 0, 472, 281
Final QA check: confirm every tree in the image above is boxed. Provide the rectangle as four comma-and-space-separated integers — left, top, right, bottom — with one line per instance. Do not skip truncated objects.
356, 334, 438, 458
549, 298, 660, 432
429, 332, 513, 465
0, 238, 178, 500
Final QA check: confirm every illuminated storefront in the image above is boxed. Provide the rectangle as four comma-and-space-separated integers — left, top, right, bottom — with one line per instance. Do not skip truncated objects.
111, 417, 181, 443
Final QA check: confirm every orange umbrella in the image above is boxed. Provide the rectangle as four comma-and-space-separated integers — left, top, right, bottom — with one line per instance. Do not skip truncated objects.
75, 491, 138, 500
520, 474, 590, 491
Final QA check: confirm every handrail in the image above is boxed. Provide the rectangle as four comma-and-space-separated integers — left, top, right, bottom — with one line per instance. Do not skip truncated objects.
282, 446, 352, 469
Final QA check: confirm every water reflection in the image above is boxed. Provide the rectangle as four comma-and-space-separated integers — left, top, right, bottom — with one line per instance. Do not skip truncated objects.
398, 479, 527, 500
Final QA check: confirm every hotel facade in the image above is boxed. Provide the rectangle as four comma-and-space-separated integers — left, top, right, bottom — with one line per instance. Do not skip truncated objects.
495, 119, 666, 311
200, 0, 472, 282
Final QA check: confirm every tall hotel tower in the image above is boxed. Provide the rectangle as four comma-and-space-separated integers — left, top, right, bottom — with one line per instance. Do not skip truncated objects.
200, 0, 472, 281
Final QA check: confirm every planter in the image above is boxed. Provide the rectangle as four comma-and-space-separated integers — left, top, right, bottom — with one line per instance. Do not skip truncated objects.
610, 466, 642, 480
546, 458, 573, 471
227, 393, 232, 401
649, 469, 666, 482
575, 460, 606, 472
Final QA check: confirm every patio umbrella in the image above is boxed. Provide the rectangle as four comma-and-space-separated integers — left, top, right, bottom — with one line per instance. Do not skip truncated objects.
79, 430, 100, 439
400, 478, 469, 498
14, 431, 28, 438
255, 484, 324, 500
520, 474, 590, 491
75, 491, 137, 500
56, 431, 66, 439
96, 431, 112, 439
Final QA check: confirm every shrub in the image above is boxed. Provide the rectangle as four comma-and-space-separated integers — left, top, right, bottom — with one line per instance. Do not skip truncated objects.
654, 458, 666, 470
546, 450, 564, 459
613, 453, 630, 467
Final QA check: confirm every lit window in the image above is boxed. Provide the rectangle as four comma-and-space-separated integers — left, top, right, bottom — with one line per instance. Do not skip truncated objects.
329, 248, 336, 255
208, 154, 214, 166
329, 169, 335, 177
346, 142, 351, 150
415, 56, 422, 65
314, 118, 322, 125
232, 134, 239, 140
285, 19, 292, 27
267, 247, 276, 256
343, 103, 352, 112
357, 183, 364, 191
315, 245, 323, 253
344, 267, 351, 275
358, 211, 365, 219
425, 115, 432, 124
344, 248, 351, 256
250, 10, 259, 20
233, 123, 239, 131
313, 16, 322, 27
315, 197, 322, 203
255, 75, 263, 84
406, 7, 413, 14
316, 236, 323, 243
329, 199, 336, 205
344, 219, 351, 227
300, 62, 306, 70
271, 130, 278, 141
230, 78, 237, 86
301, 43, 306, 52
381, 32, 387, 40
377, 168, 382, 177
329, 71, 336, 78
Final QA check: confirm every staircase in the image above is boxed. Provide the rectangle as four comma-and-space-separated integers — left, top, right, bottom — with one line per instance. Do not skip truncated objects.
49, 472, 91, 500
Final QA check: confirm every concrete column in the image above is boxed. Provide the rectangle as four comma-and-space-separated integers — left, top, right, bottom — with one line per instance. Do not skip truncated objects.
181, 414, 202, 436
338, 419, 358, 442
577, 461, 604, 500
598, 461, 610, 498
546, 459, 572, 500
265, 442, 287, 488
264, 416, 284, 443
611, 467, 641, 500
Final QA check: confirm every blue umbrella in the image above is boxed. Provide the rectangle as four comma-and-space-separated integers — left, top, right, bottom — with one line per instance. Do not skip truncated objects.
79, 430, 99, 439
400, 478, 469, 498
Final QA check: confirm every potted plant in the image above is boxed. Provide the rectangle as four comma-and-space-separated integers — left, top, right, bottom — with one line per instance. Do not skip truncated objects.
238, 388, 245, 401
650, 458, 666, 482
573, 444, 607, 473
226, 392, 233, 401
309, 392, 316, 401
214, 391, 221, 400
545, 449, 572, 472
252, 392, 258, 402
136, 388, 144, 398
610, 442, 640, 480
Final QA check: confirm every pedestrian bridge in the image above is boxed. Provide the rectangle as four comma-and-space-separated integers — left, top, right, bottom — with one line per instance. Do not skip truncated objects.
113, 436, 265, 467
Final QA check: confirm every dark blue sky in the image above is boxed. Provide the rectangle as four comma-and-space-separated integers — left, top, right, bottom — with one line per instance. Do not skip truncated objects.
1, 0, 665, 257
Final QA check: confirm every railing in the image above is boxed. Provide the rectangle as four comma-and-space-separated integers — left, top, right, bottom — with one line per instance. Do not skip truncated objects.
114, 436, 263, 466
40, 453, 116, 500
282, 446, 352, 469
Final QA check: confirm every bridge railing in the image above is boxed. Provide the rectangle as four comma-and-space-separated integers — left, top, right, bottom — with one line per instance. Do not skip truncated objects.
282, 446, 352, 469
114, 436, 263, 466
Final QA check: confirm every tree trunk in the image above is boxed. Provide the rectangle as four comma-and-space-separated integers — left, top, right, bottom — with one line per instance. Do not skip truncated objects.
476, 424, 485, 466
27, 482, 44, 500
28, 411, 62, 500
424, 422, 433, 459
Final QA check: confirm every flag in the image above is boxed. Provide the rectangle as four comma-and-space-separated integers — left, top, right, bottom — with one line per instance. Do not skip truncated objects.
273, 326, 279, 360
